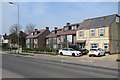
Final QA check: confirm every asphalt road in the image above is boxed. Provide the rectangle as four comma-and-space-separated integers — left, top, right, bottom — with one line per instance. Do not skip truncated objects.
2, 54, 119, 78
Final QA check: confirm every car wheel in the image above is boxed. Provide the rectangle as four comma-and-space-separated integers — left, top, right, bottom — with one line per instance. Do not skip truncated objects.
98, 53, 101, 57
60, 52, 63, 55
89, 55, 91, 57
103, 53, 105, 56
72, 53, 75, 56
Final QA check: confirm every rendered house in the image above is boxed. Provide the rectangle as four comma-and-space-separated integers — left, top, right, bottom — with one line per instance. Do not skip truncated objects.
46, 23, 81, 49
76, 14, 120, 53
26, 27, 50, 49
1, 33, 9, 47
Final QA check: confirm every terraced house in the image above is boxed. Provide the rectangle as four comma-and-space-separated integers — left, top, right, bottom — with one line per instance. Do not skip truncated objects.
46, 23, 81, 49
26, 27, 50, 49
76, 14, 120, 53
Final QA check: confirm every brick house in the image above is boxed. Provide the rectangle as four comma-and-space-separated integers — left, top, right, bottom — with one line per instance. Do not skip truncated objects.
76, 14, 120, 53
26, 27, 50, 49
46, 23, 81, 49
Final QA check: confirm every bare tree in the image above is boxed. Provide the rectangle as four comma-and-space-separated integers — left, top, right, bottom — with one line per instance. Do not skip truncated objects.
9, 24, 22, 43
25, 24, 35, 34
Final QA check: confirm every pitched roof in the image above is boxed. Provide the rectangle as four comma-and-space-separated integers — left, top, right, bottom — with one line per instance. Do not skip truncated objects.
26, 29, 46, 38
46, 23, 81, 38
56, 30, 76, 36
78, 14, 119, 30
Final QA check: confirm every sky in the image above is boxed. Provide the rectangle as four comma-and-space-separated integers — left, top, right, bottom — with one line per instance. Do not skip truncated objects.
1, 2, 119, 35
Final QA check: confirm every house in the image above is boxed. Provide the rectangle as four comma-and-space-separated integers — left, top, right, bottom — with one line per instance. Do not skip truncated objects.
46, 23, 81, 49
8, 31, 28, 48
1, 33, 9, 47
26, 27, 50, 49
76, 14, 120, 54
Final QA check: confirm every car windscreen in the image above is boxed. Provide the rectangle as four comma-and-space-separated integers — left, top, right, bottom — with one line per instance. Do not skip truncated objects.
62, 49, 68, 51
90, 49, 97, 51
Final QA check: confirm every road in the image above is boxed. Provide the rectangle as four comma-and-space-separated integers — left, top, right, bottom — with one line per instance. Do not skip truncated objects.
2, 54, 119, 78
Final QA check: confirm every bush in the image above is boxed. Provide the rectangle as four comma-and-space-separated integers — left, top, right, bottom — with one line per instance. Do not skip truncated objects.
116, 59, 120, 62
22, 48, 57, 53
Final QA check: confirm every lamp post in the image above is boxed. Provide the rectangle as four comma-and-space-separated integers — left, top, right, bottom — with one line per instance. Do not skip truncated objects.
9, 2, 20, 53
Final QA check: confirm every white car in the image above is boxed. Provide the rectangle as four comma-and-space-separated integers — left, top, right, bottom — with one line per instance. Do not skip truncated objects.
59, 48, 82, 56
89, 48, 105, 57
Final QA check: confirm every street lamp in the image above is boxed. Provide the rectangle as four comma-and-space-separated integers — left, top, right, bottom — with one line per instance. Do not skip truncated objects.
9, 2, 20, 53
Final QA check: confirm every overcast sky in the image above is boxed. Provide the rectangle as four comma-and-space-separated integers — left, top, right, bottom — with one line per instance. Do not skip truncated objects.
2, 2, 118, 35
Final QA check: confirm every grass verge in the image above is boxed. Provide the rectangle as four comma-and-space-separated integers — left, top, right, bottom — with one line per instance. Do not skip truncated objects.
8, 53, 34, 56
116, 59, 120, 62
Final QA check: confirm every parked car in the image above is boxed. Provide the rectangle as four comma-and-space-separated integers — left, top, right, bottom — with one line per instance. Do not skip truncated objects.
89, 48, 105, 57
59, 48, 82, 56
69, 45, 88, 55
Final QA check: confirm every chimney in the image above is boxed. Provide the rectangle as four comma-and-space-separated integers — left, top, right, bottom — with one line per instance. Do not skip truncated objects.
66, 22, 70, 26
20, 31, 23, 33
46, 27, 49, 30
54, 27, 58, 30
35, 29, 38, 31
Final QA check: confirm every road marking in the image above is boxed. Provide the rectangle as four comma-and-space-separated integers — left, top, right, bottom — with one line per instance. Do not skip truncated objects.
79, 60, 94, 63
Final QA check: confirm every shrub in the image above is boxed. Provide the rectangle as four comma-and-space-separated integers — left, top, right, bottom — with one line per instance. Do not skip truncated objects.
116, 59, 120, 62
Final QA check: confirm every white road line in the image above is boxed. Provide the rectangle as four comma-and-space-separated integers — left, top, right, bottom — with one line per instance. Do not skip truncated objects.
79, 60, 94, 63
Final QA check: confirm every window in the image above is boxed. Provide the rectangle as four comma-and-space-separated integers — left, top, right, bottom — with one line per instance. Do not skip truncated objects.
79, 31, 83, 37
71, 25, 77, 30
62, 48, 68, 51
67, 35, 72, 43
27, 38, 30, 43
99, 28, 104, 36
91, 29, 95, 37
53, 44, 57, 49
104, 43, 108, 51
116, 17, 119, 23
34, 32, 37, 35
48, 38, 52, 44
27, 44, 30, 48
53, 38, 57, 43
56, 30, 61, 33
51, 31, 55, 35
64, 27, 69, 31
91, 43, 98, 48
31, 33, 33, 35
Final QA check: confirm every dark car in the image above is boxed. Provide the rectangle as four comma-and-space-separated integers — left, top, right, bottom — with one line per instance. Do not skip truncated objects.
69, 45, 88, 55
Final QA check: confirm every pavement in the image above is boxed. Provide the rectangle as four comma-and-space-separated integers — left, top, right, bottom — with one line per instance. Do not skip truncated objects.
2, 54, 119, 78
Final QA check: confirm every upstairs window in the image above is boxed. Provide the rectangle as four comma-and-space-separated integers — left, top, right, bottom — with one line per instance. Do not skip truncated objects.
91, 29, 95, 37
71, 25, 77, 30
116, 17, 119, 23
34, 32, 37, 35
51, 31, 55, 35
31, 33, 33, 35
56, 30, 61, 33
99, 28, 104, 36
79, 31, 83, 37
64, 27, 69, 31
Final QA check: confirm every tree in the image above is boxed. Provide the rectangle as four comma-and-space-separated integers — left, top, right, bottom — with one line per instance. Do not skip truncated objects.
24, 24, 35, 34
9, 24, 22, 44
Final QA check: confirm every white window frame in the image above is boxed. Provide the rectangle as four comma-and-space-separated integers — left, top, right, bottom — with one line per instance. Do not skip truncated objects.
91, 43, 98, 48
104, 43, 108, 51
79, 30, 83, 37
91, 29, 95, 37
99, 28, 104, 36
116, 17, 119, 23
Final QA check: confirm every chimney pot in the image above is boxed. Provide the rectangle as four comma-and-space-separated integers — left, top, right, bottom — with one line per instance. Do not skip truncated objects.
46, 27, 49, 30
66, 22, 70, 26
54, 27, 58, 30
